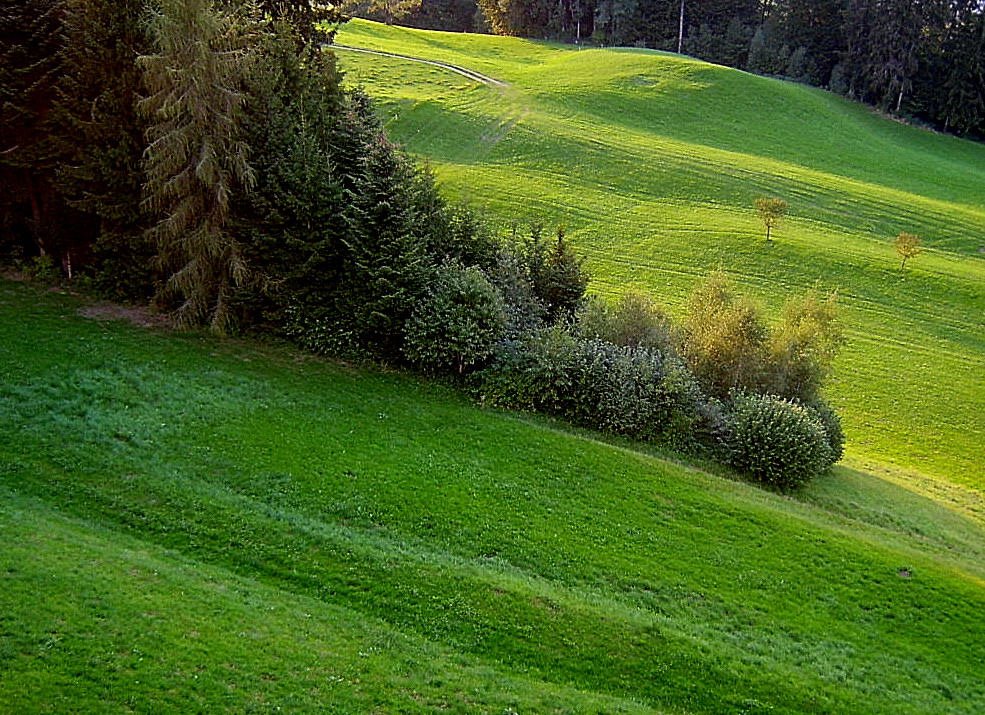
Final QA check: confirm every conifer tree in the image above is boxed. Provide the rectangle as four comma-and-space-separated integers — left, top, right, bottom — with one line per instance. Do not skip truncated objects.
345, 0, 423, 26
0, 0, 67, 260
53, 1, 146, 225
846, 0, 924, 112
939, 6, 985, 135
258, 0, 347, 48
51, 0, 153, 295
777, 0, 846, 85
139, 0, 258, 331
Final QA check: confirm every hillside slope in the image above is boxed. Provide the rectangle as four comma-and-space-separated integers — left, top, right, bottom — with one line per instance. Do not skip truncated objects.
1, 280, 984, 712
335, 20, 985, 492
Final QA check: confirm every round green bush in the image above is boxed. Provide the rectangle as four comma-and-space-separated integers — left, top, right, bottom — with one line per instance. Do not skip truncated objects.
403, 264, 506, 375
724, 393, 833, 489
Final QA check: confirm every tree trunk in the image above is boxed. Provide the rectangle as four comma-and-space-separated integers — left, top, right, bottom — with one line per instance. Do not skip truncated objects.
26, 170, 47, 256
678, 0, 685, 54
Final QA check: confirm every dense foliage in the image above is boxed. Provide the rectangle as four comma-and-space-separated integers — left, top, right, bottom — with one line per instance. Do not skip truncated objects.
475, 327, 704, 443
404, 263, 506, 374
576, 291, 675, 354
139, 0, 257, 331
387, 0, 985, 138
723, 393, 836, 489
471, 272, 844, 486
0, 0, 844, 487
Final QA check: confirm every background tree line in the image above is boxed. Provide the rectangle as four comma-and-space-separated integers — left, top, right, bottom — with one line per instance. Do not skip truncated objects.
384, 0, 985, 138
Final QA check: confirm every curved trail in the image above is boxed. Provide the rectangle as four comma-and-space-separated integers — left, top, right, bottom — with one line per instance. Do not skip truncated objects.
332, 44, 509, 87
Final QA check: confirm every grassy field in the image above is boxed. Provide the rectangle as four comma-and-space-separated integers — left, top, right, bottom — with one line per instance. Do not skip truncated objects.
1, 280, 985, 712
334, 20, 985, 494
3, 21, 984, 713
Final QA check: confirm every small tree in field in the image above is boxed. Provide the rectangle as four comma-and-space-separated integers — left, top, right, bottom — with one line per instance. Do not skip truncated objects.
755, 197, 788, 243
895, 232, 922, 271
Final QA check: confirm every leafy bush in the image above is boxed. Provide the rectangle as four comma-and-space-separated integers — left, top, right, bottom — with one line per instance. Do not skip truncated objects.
403, 264, 506, 375
804, 398, 845, 464
766, 290, 842, 402
682, 274, 843, 407
476, 326, 580, 413
90, 229, 157, 302
485, 245, 548, 338
576, 291, 675, 354
483, 224, 589, 334
681, 272, 769, 400
723, 393, 834, 489
27, 254, 61, 283
476, 328, 704, 442
575, 340, 702, 441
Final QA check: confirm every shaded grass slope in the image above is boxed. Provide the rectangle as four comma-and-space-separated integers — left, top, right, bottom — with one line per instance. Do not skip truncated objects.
1, 281, 984, 712
334, 20, 985, 492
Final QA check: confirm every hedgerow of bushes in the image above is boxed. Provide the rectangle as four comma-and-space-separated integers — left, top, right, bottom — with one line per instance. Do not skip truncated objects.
459, 269, 843, 488
474, 329, 703, 445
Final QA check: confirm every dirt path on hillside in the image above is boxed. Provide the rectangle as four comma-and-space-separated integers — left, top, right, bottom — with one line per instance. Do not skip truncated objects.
79, 303, 171, 329
332, 44, 508, 87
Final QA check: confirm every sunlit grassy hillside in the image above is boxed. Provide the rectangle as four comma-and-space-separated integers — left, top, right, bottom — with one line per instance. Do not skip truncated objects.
2, 281, 985, 712
335, 20, 985, 493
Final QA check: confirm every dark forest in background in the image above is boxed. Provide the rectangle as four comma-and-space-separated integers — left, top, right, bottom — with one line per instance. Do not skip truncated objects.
385, 0, 985, 138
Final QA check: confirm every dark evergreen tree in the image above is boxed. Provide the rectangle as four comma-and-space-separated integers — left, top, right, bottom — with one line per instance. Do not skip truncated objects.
776, 0, 847, 85
846, 0, 925, 112
941, 8, 985, 135
51, 0, 155, 297
0, 0, 74, 265
396, 0, 483, 33
258, 0, 347, 45
748, 19, 790, 75
526, 225, 588, 322
920, 0, 985, 135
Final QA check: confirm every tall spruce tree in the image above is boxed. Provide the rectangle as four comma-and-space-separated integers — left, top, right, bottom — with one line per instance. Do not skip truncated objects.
51, 0, 154, 296
258, 0, 347, 47
846, 0, 925, 112
139, 0, 258, 331
231, 21, 347, 327
0, 0, 69, 262
777, 0, 847, 85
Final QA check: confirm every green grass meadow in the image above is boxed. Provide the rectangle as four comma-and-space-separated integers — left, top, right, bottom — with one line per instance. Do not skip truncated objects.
2, 19, 985, 714
1, 280, 984, 712
335, 20, 985, 494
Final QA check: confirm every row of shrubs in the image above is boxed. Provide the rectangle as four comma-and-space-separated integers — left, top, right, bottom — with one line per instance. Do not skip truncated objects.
394, 256, 844, 490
